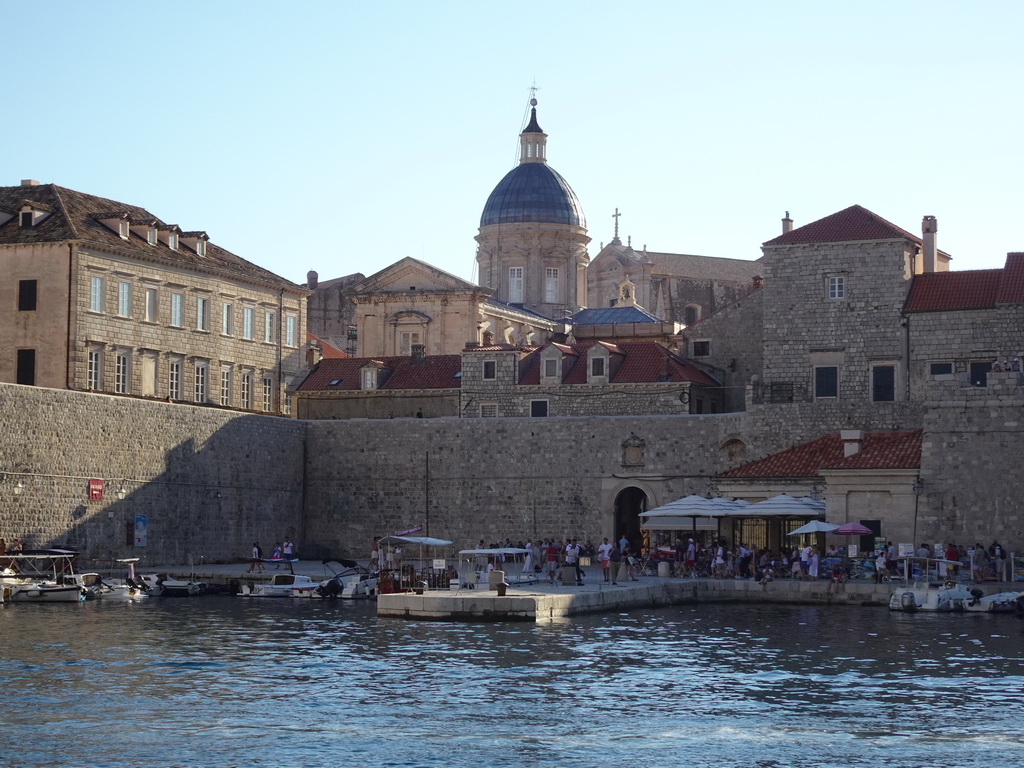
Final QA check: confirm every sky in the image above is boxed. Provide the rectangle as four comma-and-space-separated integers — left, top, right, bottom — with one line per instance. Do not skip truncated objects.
5, 1, 1022, 287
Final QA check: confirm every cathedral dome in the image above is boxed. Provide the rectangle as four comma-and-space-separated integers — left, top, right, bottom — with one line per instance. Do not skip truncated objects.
480, 163, 586, 228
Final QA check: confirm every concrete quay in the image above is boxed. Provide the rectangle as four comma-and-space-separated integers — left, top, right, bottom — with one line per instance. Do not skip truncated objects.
377, 577, 895, 622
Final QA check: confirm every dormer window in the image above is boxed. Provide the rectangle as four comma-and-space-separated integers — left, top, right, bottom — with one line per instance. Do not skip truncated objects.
591, 357, 605, 377
544, 358, 558, 378
168, 233, 178, 250
20, 211, 34, 228
361, 368, 377, 390
147, 227, 158, 245
196, 240, 206, 257
118, 220, 129, 239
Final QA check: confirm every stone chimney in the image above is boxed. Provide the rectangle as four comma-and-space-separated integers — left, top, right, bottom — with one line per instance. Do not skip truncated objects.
922, 216, 937, 273
306, 270, 318, 290
306, 344, 322, 369
410, 343, 425, 364
21, 179, 40, 187
782, 211, 793, 234
840, 429, 864, 457
482, 330, 494, 346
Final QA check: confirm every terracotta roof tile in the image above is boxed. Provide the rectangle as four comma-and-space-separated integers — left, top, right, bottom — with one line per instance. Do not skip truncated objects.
297, 355, 462, 392
763, 205, 920, 247
904, 270, 1002, 312
519, 341, 718, 386
995, 252, 1024, 304
718, 431, 921, 478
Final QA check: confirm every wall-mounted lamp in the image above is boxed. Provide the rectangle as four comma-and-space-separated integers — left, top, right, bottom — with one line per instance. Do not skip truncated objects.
14, 480, 24, 496
912, 478, 924, 496
117, 485, 127, 500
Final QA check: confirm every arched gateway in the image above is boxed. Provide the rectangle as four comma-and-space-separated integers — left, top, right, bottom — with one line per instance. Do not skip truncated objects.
613, 486, 648, 549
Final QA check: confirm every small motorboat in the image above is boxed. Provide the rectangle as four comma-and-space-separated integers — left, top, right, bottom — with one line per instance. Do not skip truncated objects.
236, 573, 320, 598
889, 557, 1024, 613
315, 560, 378, 599
0, 550, 88, 603
140, 572, 206, 597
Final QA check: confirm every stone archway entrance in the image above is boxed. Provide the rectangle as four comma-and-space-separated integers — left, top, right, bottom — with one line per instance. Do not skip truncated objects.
613, 486, 648, 550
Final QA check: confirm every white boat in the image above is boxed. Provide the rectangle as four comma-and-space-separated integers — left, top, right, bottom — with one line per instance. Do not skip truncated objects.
237, 572, 321, 598
0, 550, 88, 603
457, 548, 538, 588
140, 572, 206, 597
889, 557, 1024, 613
91, 559, 150, 600
315, 560, 378, 598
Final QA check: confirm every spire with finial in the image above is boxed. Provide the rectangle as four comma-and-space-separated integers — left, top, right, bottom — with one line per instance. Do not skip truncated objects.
519, 89, 547, 164
610, 208, 622, 245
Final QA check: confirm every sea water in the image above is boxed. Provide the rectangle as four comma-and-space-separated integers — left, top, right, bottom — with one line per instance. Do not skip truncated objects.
1, 598, 1022, 767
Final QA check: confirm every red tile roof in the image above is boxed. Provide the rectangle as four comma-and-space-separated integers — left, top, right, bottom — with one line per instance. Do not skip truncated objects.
297, 355, 462, 391
519, 341, 719, 386
905, 253, 1024, 312
307, 333, 349, 359
763, 205, 920, 247
718, 431, 921, 478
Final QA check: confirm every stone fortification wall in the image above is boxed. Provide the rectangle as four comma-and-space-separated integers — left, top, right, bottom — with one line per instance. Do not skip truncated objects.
0, 383, 305, 565
916, 374, 1024, 548
303, 413, 746, 559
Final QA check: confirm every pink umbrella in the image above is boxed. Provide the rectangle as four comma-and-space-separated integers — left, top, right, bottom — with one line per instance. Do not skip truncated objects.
833, 522, 872, 535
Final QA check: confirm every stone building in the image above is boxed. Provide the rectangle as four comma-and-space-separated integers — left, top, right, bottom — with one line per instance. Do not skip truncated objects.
0, 181, 307, 414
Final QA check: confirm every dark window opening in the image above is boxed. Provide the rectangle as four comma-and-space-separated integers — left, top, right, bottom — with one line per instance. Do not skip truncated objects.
19, 211, 33, 228
694, 398, 704, 414
872, 365, 895, 401
814, 366, 838, 398
684, 306, 699, 326
930, 362, 953, 376
16, 349, 36, 385
692, 341, 710, 357
18, 280, 37, 311
591, 357, 605, 377
482, 360, 496, 380
970, 361, 991, 387
530, 400, 548, 417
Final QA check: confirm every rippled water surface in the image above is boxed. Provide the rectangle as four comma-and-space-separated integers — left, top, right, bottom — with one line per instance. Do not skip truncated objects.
1, 598, 1022, 767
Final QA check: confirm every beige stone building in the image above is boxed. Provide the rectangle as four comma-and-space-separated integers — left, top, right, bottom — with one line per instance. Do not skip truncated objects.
0, 181, 307, 414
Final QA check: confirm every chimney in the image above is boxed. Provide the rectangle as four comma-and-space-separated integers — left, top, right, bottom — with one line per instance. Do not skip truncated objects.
922, 216, 937, 273
21, 179, 40, 187
306, 270, 318, 290
306, 344, 322, 369
840, 429, 864, 457
782, 211, 793, 234
410, 343, 425, 364
482, 330, 494, 346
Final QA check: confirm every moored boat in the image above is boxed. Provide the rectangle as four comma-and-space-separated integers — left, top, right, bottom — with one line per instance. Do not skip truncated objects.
889, 557, 1024, 613
0, 550, 88, 603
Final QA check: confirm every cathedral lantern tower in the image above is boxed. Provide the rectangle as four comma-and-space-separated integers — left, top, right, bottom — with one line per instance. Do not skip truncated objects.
476, 98, 590, 320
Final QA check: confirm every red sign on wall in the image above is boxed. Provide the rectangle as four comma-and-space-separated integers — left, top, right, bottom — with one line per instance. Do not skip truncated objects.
88, 479, 104, 501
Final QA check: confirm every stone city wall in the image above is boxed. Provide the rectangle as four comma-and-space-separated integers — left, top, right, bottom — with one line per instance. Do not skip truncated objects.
0, 383, 305, 565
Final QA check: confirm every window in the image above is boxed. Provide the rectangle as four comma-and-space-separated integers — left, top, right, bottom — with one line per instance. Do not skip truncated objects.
284, 394, 293, 416
872, 365, 896, 402
118, 220, 129, 239
196, 297, 209, 331
170, 293, 183, 327
20, 211, 33, 228
684, 306, 700, 326
168, 233, 178, 250
144, 288, 158, 322
196, 241, 206, 257
117, 282, 131, 317
90, 276, 104, 313
16, 349, 36, 385
220, 369, 232, 406
544, 268, 559, 303
827, 276, 845, 299
221, 303, 233, 335
591, 357, 606, 377
169, 360, 182, 400
147, 228, 157, 245
243, 307, 254, 339
264, 311, 275, 343
87, 349, 102, 391
814, 366, 838, 398
241, 373, 252, 409
544, 358, 558, 378
530, 400, 548, 417
508, 267, 524, 303
483, 360, 496, 380
480, 403, 498, 418
398, 331, 421, 356
18, 280, 37, 311
114, 351, 130, 394
362, 369, 376, 390
692, 341, 710, 357
930, 362, 953, 376
194, 362, 208, 403
285, 316, 297, 347
262, 377, 272, 412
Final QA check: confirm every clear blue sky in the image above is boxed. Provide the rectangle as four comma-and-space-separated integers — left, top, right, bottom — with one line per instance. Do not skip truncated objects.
7, 1, 1021, 286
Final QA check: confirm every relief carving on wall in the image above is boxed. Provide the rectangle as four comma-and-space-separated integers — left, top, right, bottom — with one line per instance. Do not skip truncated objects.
621, 432, 646, 472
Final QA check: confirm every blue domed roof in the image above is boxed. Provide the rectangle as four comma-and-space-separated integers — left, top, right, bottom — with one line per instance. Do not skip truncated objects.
480, 163, 586, 228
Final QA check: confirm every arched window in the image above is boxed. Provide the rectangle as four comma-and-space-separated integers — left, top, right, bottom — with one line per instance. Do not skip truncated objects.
683, 305, 700, 326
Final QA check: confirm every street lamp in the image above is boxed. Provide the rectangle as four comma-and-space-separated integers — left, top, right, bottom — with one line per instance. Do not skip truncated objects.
14, 480, 24, 496
117, 485, 127, 500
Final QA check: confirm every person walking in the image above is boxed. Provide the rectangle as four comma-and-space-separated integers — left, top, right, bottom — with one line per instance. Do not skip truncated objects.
597, 537, 612, 582
247, 542, 265, 573
566, 538, 584, 585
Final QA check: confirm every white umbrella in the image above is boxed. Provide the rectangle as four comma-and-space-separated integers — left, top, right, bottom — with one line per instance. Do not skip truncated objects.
787, 520, 840, 536
727, 494, 825, 518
